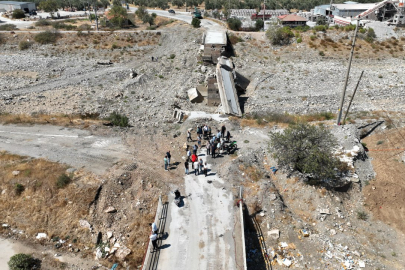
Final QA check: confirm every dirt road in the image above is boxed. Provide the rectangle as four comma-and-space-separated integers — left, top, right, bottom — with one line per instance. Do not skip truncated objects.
0, 124, 131, 174
156, 148, 241, 270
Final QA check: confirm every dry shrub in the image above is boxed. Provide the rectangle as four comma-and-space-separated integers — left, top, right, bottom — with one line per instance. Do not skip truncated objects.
239, 164, 263, 182
127, 209, 156, 268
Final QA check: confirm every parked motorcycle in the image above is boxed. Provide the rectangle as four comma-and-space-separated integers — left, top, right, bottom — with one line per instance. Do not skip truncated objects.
226, 141, 238, 154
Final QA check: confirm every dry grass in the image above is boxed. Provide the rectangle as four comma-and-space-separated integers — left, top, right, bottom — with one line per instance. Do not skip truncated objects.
239, 164, 264, 182
127, 209, 156, 267
0, 151, 100, 247
240, 112, 335, 128
0, 113, 101, 127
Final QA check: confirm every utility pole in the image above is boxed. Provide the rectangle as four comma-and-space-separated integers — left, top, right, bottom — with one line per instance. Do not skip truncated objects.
263, 0, 266, 22
328, 0, 334, 25
336, 19, 359, 125
93, 2, 99, 31
343, 70, 364, 124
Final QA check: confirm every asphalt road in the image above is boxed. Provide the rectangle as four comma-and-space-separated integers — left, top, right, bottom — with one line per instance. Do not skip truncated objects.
1, 8, 225, 32
156, 148, 241, 270
0, 124, 131, 174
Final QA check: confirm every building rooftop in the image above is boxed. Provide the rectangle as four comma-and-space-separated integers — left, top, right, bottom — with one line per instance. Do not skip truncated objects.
205, 31, 227, 45
332, 3, 377, 10
0, 1, 34, 4
280, 14, 307, 21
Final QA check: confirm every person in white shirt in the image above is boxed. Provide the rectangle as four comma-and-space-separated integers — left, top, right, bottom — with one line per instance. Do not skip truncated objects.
150, 233, 158, 250
194, 160, 199, 175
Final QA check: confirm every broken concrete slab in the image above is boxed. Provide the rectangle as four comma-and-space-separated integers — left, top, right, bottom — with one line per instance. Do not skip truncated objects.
319, 209, 330, 215
187, 88, 204, 103
115, 245, 131, 261
268, 229, 280, 239
79, 220, 91, 230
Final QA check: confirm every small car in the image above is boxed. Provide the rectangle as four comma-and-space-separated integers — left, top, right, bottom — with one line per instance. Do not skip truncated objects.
168, 9, 175, 14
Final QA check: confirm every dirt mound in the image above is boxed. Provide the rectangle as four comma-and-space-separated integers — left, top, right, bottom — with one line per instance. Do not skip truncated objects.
363, 126, 405, 233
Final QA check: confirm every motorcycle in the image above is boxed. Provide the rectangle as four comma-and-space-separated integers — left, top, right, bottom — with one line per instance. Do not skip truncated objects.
226, 141, 238, 154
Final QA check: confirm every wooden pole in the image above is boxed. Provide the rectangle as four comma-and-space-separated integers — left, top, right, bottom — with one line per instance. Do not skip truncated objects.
336, 19, 359, 125
343, 70, 364, 124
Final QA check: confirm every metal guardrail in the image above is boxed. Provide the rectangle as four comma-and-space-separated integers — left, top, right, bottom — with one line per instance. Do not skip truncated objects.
239, 187, 248, 270
141, 196, 164, 270
252, 214, 272, 270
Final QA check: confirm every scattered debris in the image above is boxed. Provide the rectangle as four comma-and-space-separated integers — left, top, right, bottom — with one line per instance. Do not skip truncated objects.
104, 206, 117, 213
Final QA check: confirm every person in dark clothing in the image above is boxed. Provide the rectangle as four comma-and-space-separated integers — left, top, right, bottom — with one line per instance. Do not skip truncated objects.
187, 130, 192, 142
212, 144, 216, 158
204, 162, 208, 177
193, 144, 198, 155
166, 151, 171, 166
221, 125, 226, 138
185, 160, 189, 175
226, 131, 231, 142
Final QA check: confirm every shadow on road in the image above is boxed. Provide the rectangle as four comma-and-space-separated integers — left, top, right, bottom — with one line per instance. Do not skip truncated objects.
159, 244, 171, 250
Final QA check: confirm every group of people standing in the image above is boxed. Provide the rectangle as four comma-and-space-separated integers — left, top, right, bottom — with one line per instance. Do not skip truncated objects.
163, 124, 231, 174
184, 123, 231, 175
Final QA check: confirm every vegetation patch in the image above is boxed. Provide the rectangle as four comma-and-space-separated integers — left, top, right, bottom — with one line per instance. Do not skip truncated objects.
106, 112, 129, 127
228, 33, 244, 45
266, 26, 294, 46
0, 24, 18, 31
8, 253, 40, 270
269, 122, 347, 187
12, 9, 25, 19
34, 31, 60, 44
191, 18, 201, 28
18, 40, 32, 50
56, 174, 71, 189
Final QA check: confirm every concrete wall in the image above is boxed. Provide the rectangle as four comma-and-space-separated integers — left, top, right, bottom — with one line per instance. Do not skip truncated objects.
203, 44, 225, 64
0, 2, 35, 12
207, 77, 221, 107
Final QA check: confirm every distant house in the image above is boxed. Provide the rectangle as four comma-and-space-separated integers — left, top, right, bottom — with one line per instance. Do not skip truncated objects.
278, 14, 308, 27
0, 1, 35, 13
313, 1, 398, 22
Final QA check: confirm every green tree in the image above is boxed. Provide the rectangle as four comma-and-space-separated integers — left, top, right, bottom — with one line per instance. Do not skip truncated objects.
266, 26, 294, 45
38, 0, 58, 12
8, 253, 38, 270
191, 17, 201, 28
12, 9, 25, 19
112, 0, 121, 6
227, 18, 241, 31
109, 5, 128, 27
316, 16, 327, 25
100, 0, 110, 8
269, 122, 343, 186
135, 5, 148, 21
255, 19, 264, 31
365, 27, 376, 43
172, 0, 184, 8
